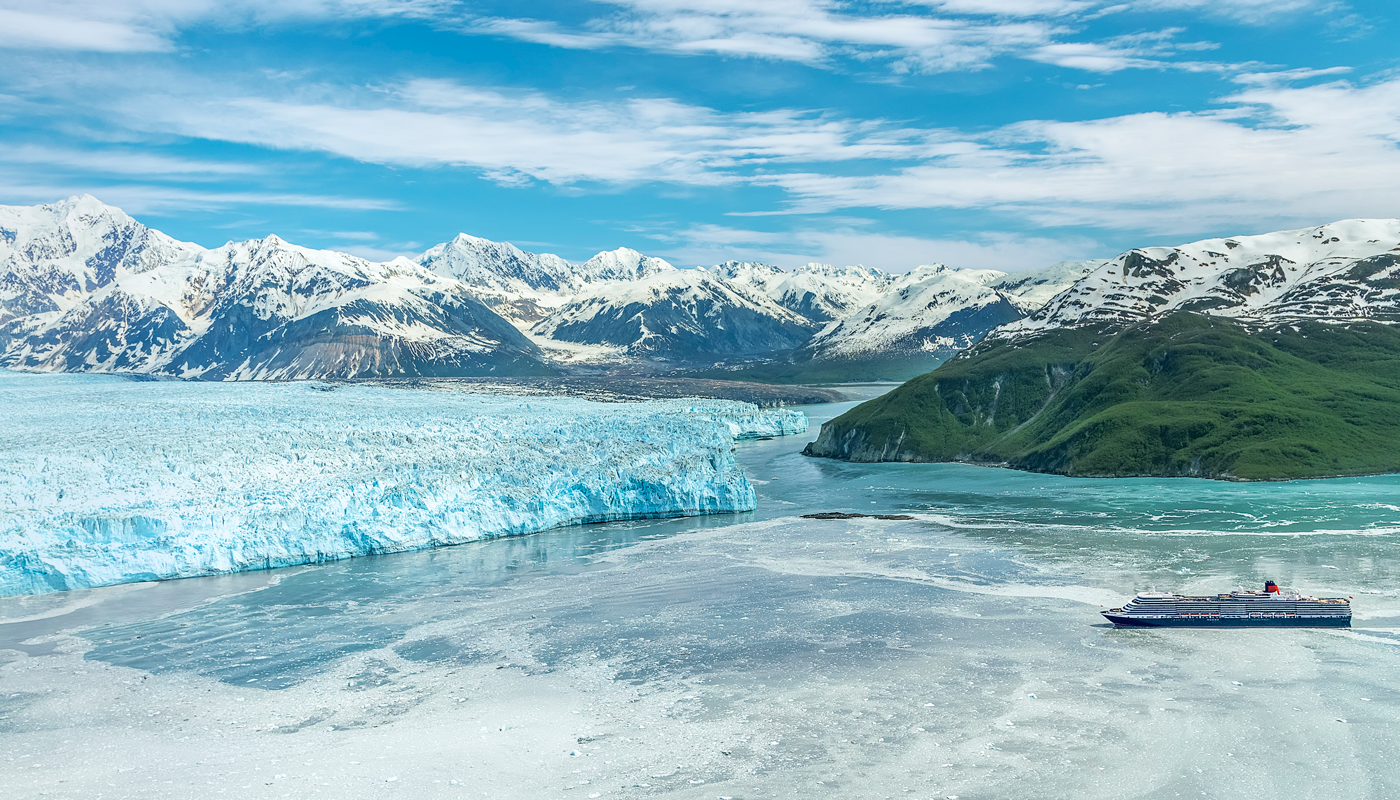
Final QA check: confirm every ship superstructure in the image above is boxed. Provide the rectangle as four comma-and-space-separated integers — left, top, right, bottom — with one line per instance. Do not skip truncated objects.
1102, 581, 1350, 628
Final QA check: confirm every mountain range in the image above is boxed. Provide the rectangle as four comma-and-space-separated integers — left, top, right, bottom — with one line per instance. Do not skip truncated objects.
1004, 219, 1400, 333
805, 219, 1400, 480
12, 195, 1400, 480
0, 200, 546, 379
0, 196, 1087, 380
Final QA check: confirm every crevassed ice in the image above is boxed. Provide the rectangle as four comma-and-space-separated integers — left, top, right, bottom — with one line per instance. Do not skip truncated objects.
0, 370, 807, 596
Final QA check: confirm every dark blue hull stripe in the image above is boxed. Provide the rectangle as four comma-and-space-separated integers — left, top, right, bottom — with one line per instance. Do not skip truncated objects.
1102, 613, 1350, 628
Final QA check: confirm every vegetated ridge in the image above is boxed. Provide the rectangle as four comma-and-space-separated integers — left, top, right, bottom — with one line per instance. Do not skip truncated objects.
805, 219, 1400, 480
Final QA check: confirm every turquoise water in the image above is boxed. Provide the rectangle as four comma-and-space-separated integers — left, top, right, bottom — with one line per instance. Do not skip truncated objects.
3, 393, 1400, 798
743, 396, 1400, 614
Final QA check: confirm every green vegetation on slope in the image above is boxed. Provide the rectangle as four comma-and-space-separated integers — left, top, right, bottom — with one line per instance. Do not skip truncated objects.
803, 312, 1400, 480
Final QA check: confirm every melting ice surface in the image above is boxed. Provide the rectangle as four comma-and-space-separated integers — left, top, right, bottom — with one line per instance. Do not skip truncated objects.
5, 387, 1400, 799
0, 370, 806, 595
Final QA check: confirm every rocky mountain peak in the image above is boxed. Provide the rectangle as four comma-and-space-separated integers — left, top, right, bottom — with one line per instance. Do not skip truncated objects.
1004, 219, 1400, 337
579, 247, 675, 282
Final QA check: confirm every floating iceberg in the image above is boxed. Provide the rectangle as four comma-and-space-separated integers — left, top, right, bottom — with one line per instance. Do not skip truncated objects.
0, 370, 807, 596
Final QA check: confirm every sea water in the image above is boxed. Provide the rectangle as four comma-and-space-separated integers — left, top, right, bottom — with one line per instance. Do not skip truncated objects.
3, 391, 1399, 798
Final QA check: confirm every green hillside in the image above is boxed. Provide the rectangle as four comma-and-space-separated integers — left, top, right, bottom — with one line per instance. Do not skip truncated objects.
803, 312, 1400, 480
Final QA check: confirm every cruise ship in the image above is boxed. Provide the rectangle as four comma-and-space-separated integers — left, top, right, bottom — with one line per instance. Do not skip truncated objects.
1102, 581, 1351, 627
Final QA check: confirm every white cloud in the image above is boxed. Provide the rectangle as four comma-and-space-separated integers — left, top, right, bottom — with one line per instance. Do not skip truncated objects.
104, 185, 403, 214
639, 221, 1106, 272
0, 145, 260, 177
916, 0, 1100, 17
1128, 0, 1322, 24
0, 180, 400, 214
1, 0, 1339, 72
467, 1, 1068, 72
326, 242, 420, 260
464, 0, 1332, 75
0, 0, 455, 52
102, 77, 945, 186
1027, 28, 1227, 72
759, 76, 1400, 233
1232, 66, 1353, 86
468, 18, 626, 51
928, 0, 1329, 22
294, 229, 425, 259
0, 9, 172, 52
17, 64, 1400, 239
1029, 41, 1164, 72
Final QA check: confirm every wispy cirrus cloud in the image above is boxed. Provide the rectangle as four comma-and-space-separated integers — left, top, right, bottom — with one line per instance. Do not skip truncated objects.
1028, 27, 1226, 73
0, 0, 455, 52
0, 142, 398, 218
464, 0, 1336, 75
1128, 0, 1324, 25
913, 0, 1099, 17
2, 0, 1345, 72
468, 1, 1068, 73
9, 59, 1396, 239
103, 78, 948, 186
0, 9, 173, 52
1231, 65, 1353, 86
0, 180, 400, 215
758, 75, 1400, 232
636, 220, 1107, 273
906, 0, 1324, 21
0, 144, 262, 178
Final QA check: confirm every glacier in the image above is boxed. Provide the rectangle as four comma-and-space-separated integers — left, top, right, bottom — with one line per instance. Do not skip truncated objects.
0, 370, 807, 596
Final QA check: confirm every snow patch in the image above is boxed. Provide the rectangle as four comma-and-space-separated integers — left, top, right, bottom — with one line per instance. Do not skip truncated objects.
1006, 220, 1400, 335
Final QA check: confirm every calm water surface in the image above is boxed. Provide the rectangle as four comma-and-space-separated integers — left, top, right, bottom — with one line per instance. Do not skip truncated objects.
3, 390, 1400, 799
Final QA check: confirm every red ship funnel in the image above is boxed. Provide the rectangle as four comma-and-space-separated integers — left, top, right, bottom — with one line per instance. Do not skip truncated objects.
1265, 580, 1280, 594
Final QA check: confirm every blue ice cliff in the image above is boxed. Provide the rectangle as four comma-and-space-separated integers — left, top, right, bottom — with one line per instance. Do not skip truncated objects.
0, 371, 807, 595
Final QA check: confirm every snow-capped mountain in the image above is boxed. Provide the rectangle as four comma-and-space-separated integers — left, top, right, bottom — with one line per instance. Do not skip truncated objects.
533, 268, 819, 358
0, 195, 201, 334
991, 260, 1105, 312
417, 238, 677, 325
1005, 220, 1400, 336
711, 261, 896, 323
2, 197, 550, 379
416, 233, 577, 323
800, 263, 1087, 362
418, 232, 578, 292
29, 195, 1362, 383
167, 238, 549, 379
6, 196, 789, 377
578, 247, 676, 283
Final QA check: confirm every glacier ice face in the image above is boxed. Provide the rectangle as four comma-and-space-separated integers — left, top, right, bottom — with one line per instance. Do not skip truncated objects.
0, 370, 807, 596
660, 400, 808, 439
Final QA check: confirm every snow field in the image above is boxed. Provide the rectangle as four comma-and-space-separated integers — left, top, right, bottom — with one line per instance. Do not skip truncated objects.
0, 371, 806, 595
1007, 218, 1400, 334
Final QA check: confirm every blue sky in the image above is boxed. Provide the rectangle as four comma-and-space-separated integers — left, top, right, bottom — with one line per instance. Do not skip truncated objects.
1, 0, 1397, 271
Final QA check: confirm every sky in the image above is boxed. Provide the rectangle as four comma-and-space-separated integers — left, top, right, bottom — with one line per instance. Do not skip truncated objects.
0, 0, 1397, 272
